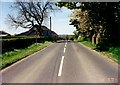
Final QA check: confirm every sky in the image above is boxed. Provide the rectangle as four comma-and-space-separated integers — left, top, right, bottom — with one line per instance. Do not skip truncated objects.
0, 1, 75, 35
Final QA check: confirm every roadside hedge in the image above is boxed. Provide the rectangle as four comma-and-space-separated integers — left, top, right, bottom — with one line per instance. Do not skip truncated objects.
1, 36, 52, 53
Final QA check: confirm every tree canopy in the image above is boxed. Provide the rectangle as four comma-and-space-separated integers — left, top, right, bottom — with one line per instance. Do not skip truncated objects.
56, 2, 120, 46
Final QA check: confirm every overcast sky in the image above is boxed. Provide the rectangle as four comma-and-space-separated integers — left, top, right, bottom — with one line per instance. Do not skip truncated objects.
0, 1, 75, 35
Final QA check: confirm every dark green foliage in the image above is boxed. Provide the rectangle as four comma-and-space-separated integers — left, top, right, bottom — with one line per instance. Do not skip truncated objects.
1, 36, 52, 53
109, 47, 120, 57
56, 2, 79, 10
56, 2, 120, 50
96, 43, 109, 51
95, 37, 111, 51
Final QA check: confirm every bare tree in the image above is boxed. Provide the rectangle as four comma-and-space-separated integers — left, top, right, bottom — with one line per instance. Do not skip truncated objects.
8, 0, 57, 35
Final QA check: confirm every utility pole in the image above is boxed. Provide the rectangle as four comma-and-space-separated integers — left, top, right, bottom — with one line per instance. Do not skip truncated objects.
50, 16, 52, 38
50, 16, 52, 31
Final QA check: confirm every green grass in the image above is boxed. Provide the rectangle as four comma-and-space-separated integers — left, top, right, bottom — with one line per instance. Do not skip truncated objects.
80, 41, 120, 64
80, 41, 96, 49
101, 47, 120, 63
0, 41, 53, 69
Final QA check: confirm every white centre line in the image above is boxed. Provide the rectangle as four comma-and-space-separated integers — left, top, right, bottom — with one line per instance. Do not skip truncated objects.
63, 47, 66, 53
58, 42, 67, 77
65, 44, 66, 48
65, 42, 67, 48
58, 56, 64, 76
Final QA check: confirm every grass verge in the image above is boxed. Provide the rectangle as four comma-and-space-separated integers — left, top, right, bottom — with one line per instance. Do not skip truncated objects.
0, 41, 53, 69
80, 41, 96, 49
80, 41, 120, 64
101, 47, 120, 64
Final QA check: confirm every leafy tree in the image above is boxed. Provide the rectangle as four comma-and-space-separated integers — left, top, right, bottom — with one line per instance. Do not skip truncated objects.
73, 30, 79, 40
56, 2, 120, 47
70, 9, 93, 39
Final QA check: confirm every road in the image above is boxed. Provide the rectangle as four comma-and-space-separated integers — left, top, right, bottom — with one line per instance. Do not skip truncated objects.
1, 41, 118, 83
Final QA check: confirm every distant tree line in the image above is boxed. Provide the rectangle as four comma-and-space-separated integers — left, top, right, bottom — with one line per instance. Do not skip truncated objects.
56, 2, 120, 50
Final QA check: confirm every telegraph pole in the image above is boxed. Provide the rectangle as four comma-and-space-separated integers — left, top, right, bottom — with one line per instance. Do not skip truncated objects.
50, 16, 53, 40
50, 16, 52, 31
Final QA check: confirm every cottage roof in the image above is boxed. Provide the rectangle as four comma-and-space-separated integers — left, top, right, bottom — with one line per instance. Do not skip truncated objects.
0, 31, 11, 36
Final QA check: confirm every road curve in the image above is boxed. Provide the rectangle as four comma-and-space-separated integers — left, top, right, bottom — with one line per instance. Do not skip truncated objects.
1, 41, 118, 83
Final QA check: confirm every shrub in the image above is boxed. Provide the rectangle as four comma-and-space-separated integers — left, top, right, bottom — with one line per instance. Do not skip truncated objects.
96, 38, 109, 51
1, 36, 52, 53
77, 36, 85, 42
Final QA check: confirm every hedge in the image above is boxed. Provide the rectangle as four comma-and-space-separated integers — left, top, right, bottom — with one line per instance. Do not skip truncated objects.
1, 36, 52, 53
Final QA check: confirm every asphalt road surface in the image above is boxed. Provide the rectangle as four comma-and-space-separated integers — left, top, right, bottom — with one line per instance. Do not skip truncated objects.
1, 41, 118, 83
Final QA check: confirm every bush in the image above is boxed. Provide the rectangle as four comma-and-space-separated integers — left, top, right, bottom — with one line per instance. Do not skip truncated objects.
1, 36, 52, 53
96, 38, 110, 51
77, 36, 85, 42
67, 35, 74, 41
109, 47, 120, 56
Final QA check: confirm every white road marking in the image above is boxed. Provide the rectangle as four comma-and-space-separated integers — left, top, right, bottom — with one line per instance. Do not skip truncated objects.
58, 56, 64, 76
65, 44, 66, 48
58, 42, 67, 76
63, 47, 66, 53
65, 42, 67, 48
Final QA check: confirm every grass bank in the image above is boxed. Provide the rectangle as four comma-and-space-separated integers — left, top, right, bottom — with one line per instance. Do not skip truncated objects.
0, 41, 53, 69
80, 41, 120, 64
80, 41, 96, 49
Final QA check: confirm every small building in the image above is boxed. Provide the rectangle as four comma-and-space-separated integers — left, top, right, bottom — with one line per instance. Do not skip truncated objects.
0, 31, 11, 37
17, 25, 58, 41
